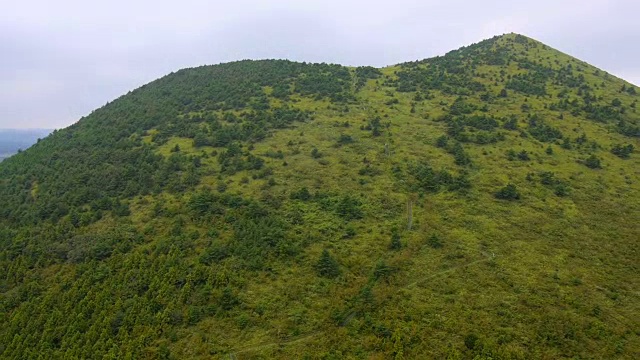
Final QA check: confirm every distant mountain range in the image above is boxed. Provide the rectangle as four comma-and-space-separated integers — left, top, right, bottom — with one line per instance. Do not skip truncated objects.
0, 129, 53, 160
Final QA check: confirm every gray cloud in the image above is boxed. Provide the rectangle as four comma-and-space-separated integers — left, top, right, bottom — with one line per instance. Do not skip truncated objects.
1, 0, 639, 129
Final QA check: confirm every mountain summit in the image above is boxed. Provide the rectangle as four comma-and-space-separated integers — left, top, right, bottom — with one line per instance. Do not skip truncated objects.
1, 33, 638, 359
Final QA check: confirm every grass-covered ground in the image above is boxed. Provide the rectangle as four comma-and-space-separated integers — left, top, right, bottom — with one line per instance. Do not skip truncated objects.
1, 34, 638, 359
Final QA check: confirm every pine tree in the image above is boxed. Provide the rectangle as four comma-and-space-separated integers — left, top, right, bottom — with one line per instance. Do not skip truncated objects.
316, 249, 340, 278
585, 154, 602, 169
389, 230, 402, 250
427, 234, 443, 248
495, 184, 520, 200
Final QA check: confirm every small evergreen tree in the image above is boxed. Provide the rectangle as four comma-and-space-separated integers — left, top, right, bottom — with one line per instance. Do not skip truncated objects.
316, 249, 340, 278
503, 115, 518, 130
290, 187, 312, 201
336, 195, 363, 220
427, 233, 443, 248
220, 287, 240, 310
435, 135, 449, 148
611, 144, 634, 159
554, 183, 569, 197
585, 154, 602, 169
373, 260, 394, 281
389, 229, 402, 250
495, 184, 520, 200
517, 150, 530, 161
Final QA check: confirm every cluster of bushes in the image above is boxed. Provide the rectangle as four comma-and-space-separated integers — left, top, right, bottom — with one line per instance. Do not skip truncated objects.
435, 136, 473, 166
290, 188, 364, 221
527, 114, 563, 142
611, 144, 634, 158
409, 161, 471, 193
537, 171, 571, 196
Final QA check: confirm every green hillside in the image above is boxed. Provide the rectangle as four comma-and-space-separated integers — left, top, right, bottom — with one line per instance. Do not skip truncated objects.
1, 33, 638, 359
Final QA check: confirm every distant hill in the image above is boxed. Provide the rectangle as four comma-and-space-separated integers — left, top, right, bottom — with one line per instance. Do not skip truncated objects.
0, 128, 52, 161
0, 33, 638, 359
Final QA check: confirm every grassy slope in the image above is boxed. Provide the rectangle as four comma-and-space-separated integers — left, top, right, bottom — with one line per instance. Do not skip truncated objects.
130, 35, 639, 358
1, 34, 638, 359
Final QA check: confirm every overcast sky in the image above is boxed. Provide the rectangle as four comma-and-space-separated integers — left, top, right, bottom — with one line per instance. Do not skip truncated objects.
1, 0, 639, 129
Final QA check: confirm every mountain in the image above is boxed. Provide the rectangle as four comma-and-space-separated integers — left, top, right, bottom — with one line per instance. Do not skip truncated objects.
1, 33, 638, 359
0, 129, 52, 161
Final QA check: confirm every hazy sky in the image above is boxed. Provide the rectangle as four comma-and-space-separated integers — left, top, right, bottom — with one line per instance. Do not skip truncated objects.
2, 0, 639, 129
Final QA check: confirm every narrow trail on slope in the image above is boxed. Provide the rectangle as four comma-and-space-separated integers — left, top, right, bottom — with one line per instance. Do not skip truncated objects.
402, 252, 496, 290
226, 251, 497, 358
227, 331, 322, 358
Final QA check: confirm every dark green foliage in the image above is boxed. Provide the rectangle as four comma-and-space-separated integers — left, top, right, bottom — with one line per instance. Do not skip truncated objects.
389, 229, 402, 250
294, 63, 353, 102
554, 183, 570, 197
355, 66, 382, 80
443, 114, 504, 144
385, 98, 400, 106
217, 143, 265, 174
0, 62, 320, 225
199, 244, 229, 265
611, 144, 634, 158
495, 184, 520, 200
449, 97, 477, 115
584, 104, 621, 123
343, 226, 356, 239
539, 171, 557, 186
409, 162, 471, 193
193, 133, 211, 147
506, 72, 547, 95
465, 333, 480, 350
585, 154, 602, 169
465, 115, 499, 131
112, 200, 131, 217
336, 195, 363, 220
231, 205, 292, 266
427, 233, 443, 248
528, 114, 563, 142
367, 116, 383, 137
337, 134, 354, 145
517, 150, 530, 161
220, 287, 240, 311
1, 35, 639, 360
395, 51, 487, 95
264, 149, 284, 159
575, 133, 588, 146
316, 249, 340, 278
539, 172, 571, 196
290, 187, 312, 201
449, 142, 472, 166
617, 119, 640, 137
358, 165, 382, 177
435, 135, 449, 148
503, 115, 518, 130
373, 260, 394, 281
311, 147, 322, 158
271, 82, 291, 99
